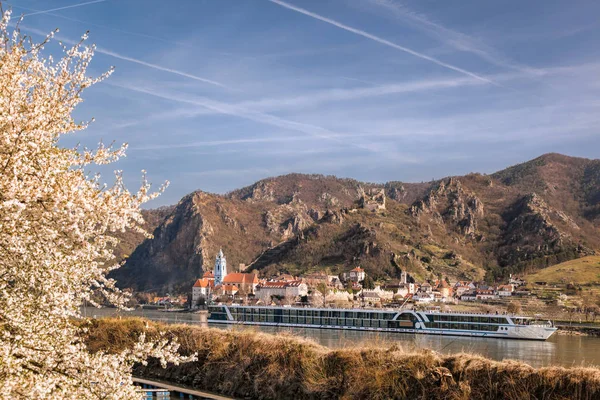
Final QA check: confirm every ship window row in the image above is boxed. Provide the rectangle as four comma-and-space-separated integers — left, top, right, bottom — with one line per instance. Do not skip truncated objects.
229, 313, 392, 328
209, 311, 228, 321
228, 308, 396, 320
425, 314, 508, 324
423, 322, 498, 331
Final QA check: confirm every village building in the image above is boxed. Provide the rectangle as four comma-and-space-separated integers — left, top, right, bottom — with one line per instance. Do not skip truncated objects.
191, 249, 257, 304
222, 272, 259, 295
435, 280, 452, 298
191, 255, 220, 309
475, 289, 497, 300
382, 281, 416, 297
343, 267, 366, 282
420, 282, 433, 293
413, 291, 435, 303
509, 274, 526, 287
454, 285, 472, 298
433, 291, 446, 302
191, 278, 213, 308
361, 291, 382, 304
255, 281, 308, 303
214, 284, 239, 297
328, 275, 345, 289
497, 284, 514, 297
203, 270, 215, 281
460, 291, 477, 301
455, 281, 476, 290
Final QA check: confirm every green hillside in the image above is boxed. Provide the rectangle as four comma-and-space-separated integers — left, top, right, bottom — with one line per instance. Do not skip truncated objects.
525, 256, 600, 285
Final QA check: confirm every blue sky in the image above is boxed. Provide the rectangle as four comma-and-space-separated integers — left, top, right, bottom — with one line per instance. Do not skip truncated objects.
10, 0, 600, 206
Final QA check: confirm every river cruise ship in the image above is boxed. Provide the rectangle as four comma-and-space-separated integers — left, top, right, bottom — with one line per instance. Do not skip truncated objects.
207, 305, 557, 340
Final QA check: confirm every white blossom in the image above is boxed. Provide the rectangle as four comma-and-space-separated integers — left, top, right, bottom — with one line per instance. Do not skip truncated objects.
0, 10, 194, 399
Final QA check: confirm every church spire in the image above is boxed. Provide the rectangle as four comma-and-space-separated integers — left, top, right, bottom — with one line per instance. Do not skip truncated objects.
214, 249, 227, 285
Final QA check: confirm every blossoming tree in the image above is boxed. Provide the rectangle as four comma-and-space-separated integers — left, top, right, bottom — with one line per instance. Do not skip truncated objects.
0, 10, 192, 399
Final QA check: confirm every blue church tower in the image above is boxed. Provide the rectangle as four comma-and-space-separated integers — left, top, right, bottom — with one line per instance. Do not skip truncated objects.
214, 249, 227, 285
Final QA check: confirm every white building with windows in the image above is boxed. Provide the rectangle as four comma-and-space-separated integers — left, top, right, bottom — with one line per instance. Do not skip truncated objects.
343, 267, 366, 282
413, 292, 435, 303
255, 281, 308, 302
497, 284, 514, 297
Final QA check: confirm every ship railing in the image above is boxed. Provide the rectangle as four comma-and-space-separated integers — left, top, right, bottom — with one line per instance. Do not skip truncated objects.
529, 320, 554, 328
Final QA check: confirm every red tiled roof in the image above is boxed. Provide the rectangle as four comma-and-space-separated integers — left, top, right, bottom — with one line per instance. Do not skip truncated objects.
203, 271, 214, 279
193, 278, 214, 288
223, 273, 259, 284
351, 267, 364, 272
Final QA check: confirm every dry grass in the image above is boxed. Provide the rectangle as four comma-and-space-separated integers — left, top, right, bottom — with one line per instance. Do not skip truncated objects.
525, 256, 600, 285
83, 318, 600, 400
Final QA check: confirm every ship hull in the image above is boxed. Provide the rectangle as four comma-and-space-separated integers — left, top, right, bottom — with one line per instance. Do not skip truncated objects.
207, 317, 557, 341
208, 305, 557, 341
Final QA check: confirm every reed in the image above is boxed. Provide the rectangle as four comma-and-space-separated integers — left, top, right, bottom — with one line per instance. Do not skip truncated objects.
83, 318, 600, 400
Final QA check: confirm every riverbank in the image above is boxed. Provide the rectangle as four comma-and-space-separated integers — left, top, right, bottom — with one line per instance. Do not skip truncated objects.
85, 318, 600, 400
556, 325, 600, 337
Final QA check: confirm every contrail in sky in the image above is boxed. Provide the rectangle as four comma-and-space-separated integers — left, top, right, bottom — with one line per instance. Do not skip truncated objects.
96, 46, 229, 88
367, 0, 538, 75
268, 0, 499, 86
23, 0, 107, 17
113, 82, 381, 154
21, 25, 228, 89
11, 4, 202, 51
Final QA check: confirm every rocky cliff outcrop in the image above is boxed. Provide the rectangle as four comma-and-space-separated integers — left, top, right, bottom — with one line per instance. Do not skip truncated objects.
409, 178, 484, 238
359, 188, 386, 211
497, 193, 592, 269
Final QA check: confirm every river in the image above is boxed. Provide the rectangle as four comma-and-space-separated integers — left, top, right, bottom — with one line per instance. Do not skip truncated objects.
88, 307, 600, 369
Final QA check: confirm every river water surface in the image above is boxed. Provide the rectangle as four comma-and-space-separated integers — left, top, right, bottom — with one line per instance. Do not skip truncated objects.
89, 307, 600, 368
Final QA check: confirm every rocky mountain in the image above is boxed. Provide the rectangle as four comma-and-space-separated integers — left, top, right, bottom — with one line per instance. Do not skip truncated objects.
111, 154, 600, 293
112, 206, 175, 261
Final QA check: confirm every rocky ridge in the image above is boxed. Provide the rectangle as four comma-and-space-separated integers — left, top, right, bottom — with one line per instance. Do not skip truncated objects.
113, 154, 600, 293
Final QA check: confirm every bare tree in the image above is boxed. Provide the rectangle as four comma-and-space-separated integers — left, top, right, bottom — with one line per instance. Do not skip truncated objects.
507, 301, 522, 315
